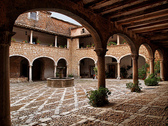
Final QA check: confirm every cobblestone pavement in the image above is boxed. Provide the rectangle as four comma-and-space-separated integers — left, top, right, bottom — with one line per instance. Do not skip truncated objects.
10, 79, 168, 126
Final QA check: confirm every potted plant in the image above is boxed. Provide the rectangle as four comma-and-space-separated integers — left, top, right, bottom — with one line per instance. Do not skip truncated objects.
122, 40, 127, 44
87, 87, 111, 107
93, 67, 98, 79
64, 45, 67, 48
107, 41, 116, 46
86, 45, 91, 48
36, 39, 40, 45
91, 44, 95, 48
11, 38, 16, 42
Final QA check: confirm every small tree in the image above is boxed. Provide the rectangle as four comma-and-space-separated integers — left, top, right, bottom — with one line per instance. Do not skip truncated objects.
93, 67, 98, 76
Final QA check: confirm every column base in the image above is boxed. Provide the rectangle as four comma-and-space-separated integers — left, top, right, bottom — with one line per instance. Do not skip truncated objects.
29, 80, 33, 82
117, 77, 121, 80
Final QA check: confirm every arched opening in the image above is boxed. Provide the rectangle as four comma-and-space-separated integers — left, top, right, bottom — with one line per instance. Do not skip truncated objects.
107, 34, 128, 46
105, 56, 117, 78
10, 56, 29, 83
32, 57, 54, 81
154, 49, 163, 80
57, 59, 67, 77
120, 54, 146, 79
80, 58, 95, 78
32, 59, 43, 81
139, 44, 152, 78
20, 59, 29, 78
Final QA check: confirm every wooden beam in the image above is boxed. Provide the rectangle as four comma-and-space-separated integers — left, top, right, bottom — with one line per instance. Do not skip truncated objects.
110, 3, 168, 21
117, 9, 168, 25
150, 33, 168, 40
133, 24, 168, 33
123, 15, 168, 28
151, 39, 168, 42
94, 0, 137, 13
84, 0, 111, 8
104, 0, 166, 17
128, 20, 168, 30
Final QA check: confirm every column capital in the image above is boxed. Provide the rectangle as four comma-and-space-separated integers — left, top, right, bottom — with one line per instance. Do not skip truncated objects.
0, 31, 15, 46
94, 48, 108, 57
131, 54, 139, 60
148, 57, 155, 61
159, 59, 164, 62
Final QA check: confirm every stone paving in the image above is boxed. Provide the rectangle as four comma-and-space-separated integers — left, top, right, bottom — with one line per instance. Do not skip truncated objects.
10, 79, 168, 126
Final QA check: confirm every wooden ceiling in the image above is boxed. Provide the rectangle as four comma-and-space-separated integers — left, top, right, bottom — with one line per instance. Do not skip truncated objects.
71, 0, 168, 49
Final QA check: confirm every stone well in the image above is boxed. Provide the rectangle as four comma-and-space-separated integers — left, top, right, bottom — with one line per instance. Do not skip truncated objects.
47, 78, 74, 88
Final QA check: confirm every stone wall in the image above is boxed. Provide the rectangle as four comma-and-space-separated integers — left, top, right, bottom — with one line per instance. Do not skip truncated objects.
15, 11, 78, 36
10, 39, 151, 78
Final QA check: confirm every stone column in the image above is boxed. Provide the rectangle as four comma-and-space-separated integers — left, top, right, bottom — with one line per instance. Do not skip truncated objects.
77, 38, 79, 49
149, 58, 154, 74
67, 38, 69, 49
29, 65, 32, 82
30, 30, 33, 44
78, 63, 80, 78
0, 31, 14, 126
94, 48, 107, 88
160, 60, 164, 81
54, 65, 57, 78
131, 54, 139, 84
117, 35, 120, 45
94, 62, 98, 79
55, 36, 57, 47
66, 65, 68, 77
117, 62, 121, 79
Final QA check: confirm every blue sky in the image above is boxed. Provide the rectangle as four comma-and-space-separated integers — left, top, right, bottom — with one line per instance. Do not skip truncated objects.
51, 12, 81, 26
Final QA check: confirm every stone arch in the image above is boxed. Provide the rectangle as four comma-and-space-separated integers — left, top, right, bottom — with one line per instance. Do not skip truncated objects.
56, 57, 68, 66
109, 33, 138, 55
10, 54, 30, 66
78, 57, 96, 65
119, 54, 146, 79
105, 55, 119, 63
10, 55, 30, 82
56, 58, 68, 77
119, 53, 131, 63
154, 48, 164, 80
32, 56, 56, 66
12, 4, 104, 48
79, 57, 96, 78
105, 55, 118, 78
32, 57, 55, 81
154, 49, 163, 60
139, 43, 154, 59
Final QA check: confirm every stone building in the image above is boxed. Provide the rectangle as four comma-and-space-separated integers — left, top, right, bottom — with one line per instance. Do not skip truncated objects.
1, 1, 168, 125
10, 11, 153, 82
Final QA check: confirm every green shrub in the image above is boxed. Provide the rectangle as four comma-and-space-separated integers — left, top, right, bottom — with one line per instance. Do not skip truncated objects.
154, 61, 160, 75
68, 74, 74, 77
11, 38, 16, 42
126, 81, 141, 93
138, 63, 149, 79
144, 74, 159, 86
87, 87, 111, 107
93, 67, 98, 76
107, 41, 116, 46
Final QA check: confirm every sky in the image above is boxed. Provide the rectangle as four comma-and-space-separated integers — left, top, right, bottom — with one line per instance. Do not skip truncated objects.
51, 12, 81, 26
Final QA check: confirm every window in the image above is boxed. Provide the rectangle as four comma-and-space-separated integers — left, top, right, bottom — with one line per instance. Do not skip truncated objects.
81, 28, 85, 34
28, 12, 38, 20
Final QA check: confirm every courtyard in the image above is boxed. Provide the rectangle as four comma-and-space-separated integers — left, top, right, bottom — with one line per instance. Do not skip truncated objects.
10, 79, 168, 126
